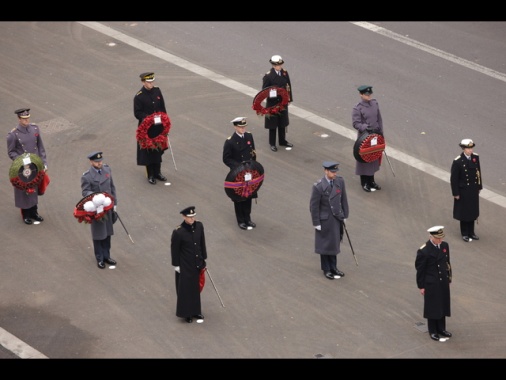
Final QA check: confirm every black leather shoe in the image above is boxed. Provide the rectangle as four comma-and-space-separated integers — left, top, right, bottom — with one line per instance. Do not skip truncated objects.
370, 182, 381, 190
324, 271, 335, 280
193, 314, 204, 323
470, 235, 479, 240
430, 333, 440, 341
281, 142, 294, 148
105, 258, 117, 265
185, 317, 193, 323
148, 177, 156, 185
247, 221, 256, 228
23, 218, 33, 225
363, 184, 372, 192
438, 330, 452, 337
462, 236, 470, 242
33, 214, 44, 222
97, 261, 105, 269
155, 174, 167, 181
332, 268, 345, 277
270, 145, 278, 152
238, 223, 248, 230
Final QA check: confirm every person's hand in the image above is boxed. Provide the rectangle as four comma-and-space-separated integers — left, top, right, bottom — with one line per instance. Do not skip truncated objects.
343, 219, 347, 224
113, 205, 117, 212
315, 225, 321, 231
44, 165, 48, 171
174, 266, 180, 273
366, 126, 374, 133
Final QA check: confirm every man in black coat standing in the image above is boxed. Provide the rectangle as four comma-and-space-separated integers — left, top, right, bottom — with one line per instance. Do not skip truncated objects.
262, 55, 294, 152
171, 206, 207, 324
223, 117, 258, 230
133, 72, 169, 185
415, 226, 452, 342
450, 138, 482, 242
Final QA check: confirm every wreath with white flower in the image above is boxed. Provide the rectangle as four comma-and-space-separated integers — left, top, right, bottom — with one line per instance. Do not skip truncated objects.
9, 153, 46, 194
73, 192, 115, 224
252, 86, 289, 117
136, 112, 171, 150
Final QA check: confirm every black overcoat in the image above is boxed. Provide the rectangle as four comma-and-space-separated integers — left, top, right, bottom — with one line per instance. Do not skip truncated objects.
261, 68, 293, 129
171, 221, 208, 319
450, 152, 482, 221
133, 86, 167, 166
415, 241, 451, 319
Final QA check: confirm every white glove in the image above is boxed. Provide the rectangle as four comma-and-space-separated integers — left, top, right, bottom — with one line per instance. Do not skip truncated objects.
174, 266, 180, 273
315, 225, 321, 231
113, 205, 117, 212
343, 219, 347, 223
44, 165, 48, 171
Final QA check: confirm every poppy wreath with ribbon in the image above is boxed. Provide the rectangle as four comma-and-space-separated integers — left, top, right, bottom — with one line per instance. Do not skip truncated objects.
224, 160, 265, 202
136, 112, 171, 150
73, 192, 115, 224
9, 153, 46, 194
252, 86, 289, 117
353, 132, 386, 163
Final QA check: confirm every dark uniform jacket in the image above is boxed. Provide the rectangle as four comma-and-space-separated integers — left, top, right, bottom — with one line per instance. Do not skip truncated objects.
450, 152, 482, 221
6, 123, 48, 209
262, 68, 293, 129
309, 176, 349, 255
223, 132, 258, 200
133, 86, 167, 166
352, 99, 384, 176
81, 164, 117, 241
415, 241, 451, 319
171, 221, 208, 319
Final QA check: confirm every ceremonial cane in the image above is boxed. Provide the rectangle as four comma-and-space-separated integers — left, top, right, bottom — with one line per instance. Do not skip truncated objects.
343, 222, 358, 266
205, 267, 225, 308
115, 212, 135, 244
383, 150, 396, 177
168, 137, 178, 171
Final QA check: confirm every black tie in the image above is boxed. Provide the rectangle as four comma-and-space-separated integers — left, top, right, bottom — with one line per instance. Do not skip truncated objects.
98, 169, 102, 175
330, 180, 334, 187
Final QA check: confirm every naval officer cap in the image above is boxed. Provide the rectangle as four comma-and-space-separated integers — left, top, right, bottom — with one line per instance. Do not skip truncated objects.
323, 161, 340, 172
427, 226, 445, 238
15, 108, 31, 118
87, 151, 104, 162
180, 206, 197, 217
269, 55, 284, 65
459, 138, 475, 148
231, 117, 248, 127
358, 85, 373, 95
139, 72, 155, 82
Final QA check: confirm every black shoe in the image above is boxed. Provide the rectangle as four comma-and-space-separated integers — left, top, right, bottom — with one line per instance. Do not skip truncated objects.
32, 214, 44, 222
370, 182, 381, 190
462, 236, 470, 242
281, 142, 294, 148
155, 174, 167, 181
247, 221, 256, 228
148, 177, 156, 185
430, 333, 440, 341
97, 261, 105, 269
185, 317, 193, 323
238, 223, 248, 230
270, 145, 278, 152
438, 330, 452, 338
363, 184, 372, 192
23, 218, 33, 225
332, 268, 345, 277
470, 235, 479, 240
324, 271, 335, 280
194, 314, 204, 323
105, 258, 117, 265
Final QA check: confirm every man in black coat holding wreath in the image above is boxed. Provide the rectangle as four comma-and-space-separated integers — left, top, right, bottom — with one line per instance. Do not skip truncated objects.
133, 71, 169, 185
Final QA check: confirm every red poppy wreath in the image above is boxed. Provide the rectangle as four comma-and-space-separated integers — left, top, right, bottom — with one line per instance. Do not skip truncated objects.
252, 86, 289, 117
9, 153, 46, 194
136, 112, 171, 150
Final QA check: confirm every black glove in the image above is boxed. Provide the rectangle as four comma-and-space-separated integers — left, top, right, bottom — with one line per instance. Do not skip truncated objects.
112, 211, 118, 224
366, 127, 374, 133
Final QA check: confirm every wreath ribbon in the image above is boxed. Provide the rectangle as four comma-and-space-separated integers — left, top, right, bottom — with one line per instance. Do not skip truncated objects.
224, 174, 264, 198
252, 86, 289, 117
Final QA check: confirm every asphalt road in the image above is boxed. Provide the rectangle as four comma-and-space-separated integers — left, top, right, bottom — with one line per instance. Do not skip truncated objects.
0, 22, 505, 359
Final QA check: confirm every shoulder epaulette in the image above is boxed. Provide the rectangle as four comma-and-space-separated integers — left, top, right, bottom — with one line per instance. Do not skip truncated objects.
10, 128, 16, 132
103, 164, 110, 168
175, 225, 182, 230
82, 170, 90, 175
245, 131, 251, 135
454, 155, 461, 160
227, 136, 232, 140
136, 90, 142, 96
314, 178, 322, 186
265, 71, 270, 75
474, 152, 479, 156
420, 243, 426, 249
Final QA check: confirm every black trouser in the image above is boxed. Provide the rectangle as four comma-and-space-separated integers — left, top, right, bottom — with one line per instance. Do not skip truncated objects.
145, 163, 162, 178
234, 198, 252, 224
21, 205, 39, 219
93, 236, 111, 262
320, 254, 337, 272
269, 127, 287, 146
360, 175, 376, 187
427, 317, 446, 335
460, 220, 475, 237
